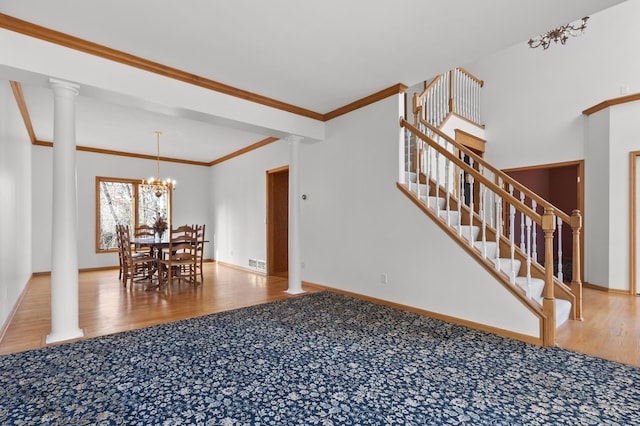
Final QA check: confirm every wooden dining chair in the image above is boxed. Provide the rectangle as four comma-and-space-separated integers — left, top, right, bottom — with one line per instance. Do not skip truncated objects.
115, 224, 125, 281
134, 224, 155, 254
134, 224, 155, 238
121, 225, 155, 288
158, 225, 197, 286
193, 224, 206, 284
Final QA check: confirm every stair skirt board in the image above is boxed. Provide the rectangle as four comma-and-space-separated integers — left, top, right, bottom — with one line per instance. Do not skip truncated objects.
403, 184, 572, 328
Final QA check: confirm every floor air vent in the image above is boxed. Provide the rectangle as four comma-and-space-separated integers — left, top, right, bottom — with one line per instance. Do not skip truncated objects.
248, 258, 267, 272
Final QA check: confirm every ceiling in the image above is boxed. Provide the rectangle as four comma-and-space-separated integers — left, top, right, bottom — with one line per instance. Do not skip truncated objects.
0, 0, 626, 163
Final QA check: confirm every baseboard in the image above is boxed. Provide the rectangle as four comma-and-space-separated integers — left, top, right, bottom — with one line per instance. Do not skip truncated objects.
583, 281, 633, 294
301, 281, 543, 346
29, 261, 215, 277
0, 276, 31, 344
214, 261, 267, 276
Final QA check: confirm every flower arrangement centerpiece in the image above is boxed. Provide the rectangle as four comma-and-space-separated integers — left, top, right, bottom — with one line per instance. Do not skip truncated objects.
153, 215, 168, 240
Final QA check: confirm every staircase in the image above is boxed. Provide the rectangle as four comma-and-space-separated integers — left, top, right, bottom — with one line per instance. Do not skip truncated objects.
403, 171, 573, 327
399, 68, 583, 346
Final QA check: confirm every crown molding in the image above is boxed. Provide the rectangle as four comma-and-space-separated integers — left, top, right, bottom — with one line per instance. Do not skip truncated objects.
0, 13, 324, 121
323, 83, 408, 121
4, 13, 410, 166
208, 137, 280, 166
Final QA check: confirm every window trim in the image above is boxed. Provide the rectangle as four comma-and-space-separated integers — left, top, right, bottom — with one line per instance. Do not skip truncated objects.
95, 176, 173, 253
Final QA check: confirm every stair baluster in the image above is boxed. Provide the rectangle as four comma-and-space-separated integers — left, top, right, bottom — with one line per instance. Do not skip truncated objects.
468, 172, 475, 246
480, 184, 488, 258
532, 200, 538, 263
519, 192, 526, 252
425, 144, 431, 202
525, 216, 533, 298
435, 142, 441, 216
495, 189, 503, 274
509, 185, 517, 283
458, 161, 464, 238
445, 147, 452, 225
557, 217, 564, 283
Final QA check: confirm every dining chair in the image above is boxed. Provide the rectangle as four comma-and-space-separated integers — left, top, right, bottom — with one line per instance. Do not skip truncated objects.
135, 224, 155, 238
115, 224, 125, 281
193, 224, 206, 284
121, 225, 155, 288
134, 224, 155, 254
158, 224, 197, 286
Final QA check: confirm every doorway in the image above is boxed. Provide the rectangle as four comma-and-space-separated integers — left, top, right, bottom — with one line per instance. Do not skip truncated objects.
266, 166, 289, 277
503, 160, 584, 284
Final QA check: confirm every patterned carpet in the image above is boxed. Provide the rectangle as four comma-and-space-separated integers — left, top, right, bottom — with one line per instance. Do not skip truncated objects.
1, 291, 639, 425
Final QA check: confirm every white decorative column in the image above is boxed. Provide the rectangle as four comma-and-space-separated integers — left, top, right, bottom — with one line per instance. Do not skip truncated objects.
286, 135, 305, 294
46, 79, 84, 344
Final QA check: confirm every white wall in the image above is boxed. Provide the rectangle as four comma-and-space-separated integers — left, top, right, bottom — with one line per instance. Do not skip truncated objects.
583, 101, 640, 291
297, 95, 539, 337
31, 146, 211, 272
209, 139, 289, 269
466, 0, 640, 170
608, 102, 640, 290
465, 0, 640, 289
584, 109, 610, 287
0, 80, 32, 328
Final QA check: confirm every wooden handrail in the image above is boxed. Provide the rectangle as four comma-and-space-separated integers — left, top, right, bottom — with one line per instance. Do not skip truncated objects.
456, 67, 484, 87
401, 119, 542, 224
417, 74, 445, 101
413, 117, 572, 225
413, 74, 445, 126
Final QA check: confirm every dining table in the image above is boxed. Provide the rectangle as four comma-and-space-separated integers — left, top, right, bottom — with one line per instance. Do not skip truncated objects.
130, 236, 208, 286
130, 237, 169, 285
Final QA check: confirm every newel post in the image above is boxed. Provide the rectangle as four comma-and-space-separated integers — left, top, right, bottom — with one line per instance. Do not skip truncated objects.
542, 208, 556, 346
571, 210, 583, 320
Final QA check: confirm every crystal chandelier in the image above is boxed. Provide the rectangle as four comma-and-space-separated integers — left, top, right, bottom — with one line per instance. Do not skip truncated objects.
528, 17, 589, 50
142, 131, 176, 197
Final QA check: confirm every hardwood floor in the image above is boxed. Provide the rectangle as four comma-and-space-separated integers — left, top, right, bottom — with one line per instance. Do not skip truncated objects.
0, 263, 322, 356
1, 263, 639, 369
556, 285, 640, 367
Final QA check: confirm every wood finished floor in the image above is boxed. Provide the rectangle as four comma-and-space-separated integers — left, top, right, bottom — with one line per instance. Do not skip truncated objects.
1, 263, 638, 368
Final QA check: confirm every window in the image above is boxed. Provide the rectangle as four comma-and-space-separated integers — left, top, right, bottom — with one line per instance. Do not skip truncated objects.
96, 176, 171, 252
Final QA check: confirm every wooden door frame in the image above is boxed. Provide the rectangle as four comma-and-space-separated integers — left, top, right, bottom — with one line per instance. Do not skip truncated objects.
502, 160, 585, 285
266, 165, 289, 277
629, 151, 640, 295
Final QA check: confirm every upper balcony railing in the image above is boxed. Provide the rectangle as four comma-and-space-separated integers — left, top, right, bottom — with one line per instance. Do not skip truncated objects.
413, 68, 484, 129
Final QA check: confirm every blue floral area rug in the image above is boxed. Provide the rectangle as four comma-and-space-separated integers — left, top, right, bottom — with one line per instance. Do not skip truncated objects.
1, 291, 639, 425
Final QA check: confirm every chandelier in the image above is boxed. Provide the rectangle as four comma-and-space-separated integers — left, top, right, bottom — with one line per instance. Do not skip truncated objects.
528, 16, 589, 50
142, 131, 176, 197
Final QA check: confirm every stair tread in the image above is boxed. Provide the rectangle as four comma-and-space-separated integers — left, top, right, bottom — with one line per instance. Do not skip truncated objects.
514, 276, 545, 298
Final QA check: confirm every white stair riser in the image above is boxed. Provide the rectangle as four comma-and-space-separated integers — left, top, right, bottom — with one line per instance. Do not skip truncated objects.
439, 211, 461, 226
455, 225, 480, 242
474, 241, 498, 259
515, 277, 544, 299
420, 196, 446, 210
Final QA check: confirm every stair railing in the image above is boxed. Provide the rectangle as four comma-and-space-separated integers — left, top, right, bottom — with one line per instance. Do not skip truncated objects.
413, 68, 484, 129
400, 118, 583, 345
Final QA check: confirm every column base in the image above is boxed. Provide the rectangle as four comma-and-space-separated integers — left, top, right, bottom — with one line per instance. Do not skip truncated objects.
285, 288, 306, 295
45, 328, 84, 345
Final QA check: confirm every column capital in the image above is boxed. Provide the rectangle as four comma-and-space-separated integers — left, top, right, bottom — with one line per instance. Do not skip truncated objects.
286, 134, 304, 144
49, 78, 80, 96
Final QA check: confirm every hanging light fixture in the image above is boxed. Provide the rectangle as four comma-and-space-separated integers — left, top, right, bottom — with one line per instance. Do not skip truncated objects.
142, 131, 176, 197
528, 17, 589, 50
